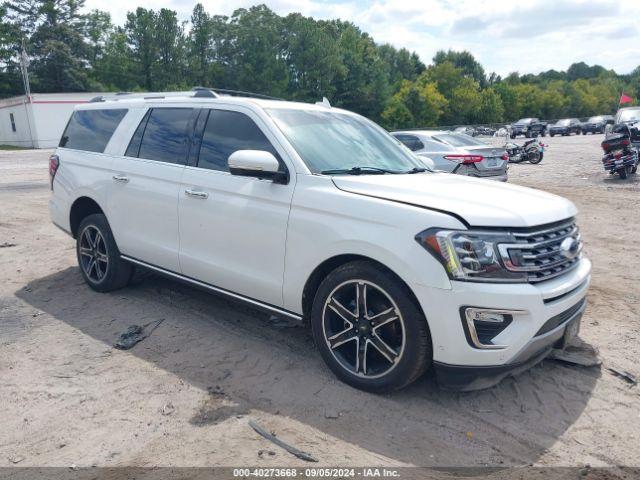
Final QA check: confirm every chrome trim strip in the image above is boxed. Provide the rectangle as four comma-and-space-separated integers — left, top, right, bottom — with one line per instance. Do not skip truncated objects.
464, 307, 526, 350
511, 219, 575, 237
120, 255, 303, 320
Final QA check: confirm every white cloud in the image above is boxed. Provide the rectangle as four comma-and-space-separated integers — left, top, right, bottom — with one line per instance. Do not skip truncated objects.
84, 0, 640, 75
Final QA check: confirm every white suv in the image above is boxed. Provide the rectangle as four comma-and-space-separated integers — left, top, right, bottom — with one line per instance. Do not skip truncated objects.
49, 90, 591, 392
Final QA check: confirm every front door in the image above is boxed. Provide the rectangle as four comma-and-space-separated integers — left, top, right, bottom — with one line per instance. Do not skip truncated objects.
178, 107, 295, 307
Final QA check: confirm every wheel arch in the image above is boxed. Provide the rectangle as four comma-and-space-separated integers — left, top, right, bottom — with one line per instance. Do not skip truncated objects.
69, 196, 105, 239
301, 254, 429, 331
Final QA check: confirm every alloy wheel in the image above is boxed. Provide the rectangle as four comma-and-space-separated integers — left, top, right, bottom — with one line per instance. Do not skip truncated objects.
79, 225, 109, 282
321, 280, 406, 378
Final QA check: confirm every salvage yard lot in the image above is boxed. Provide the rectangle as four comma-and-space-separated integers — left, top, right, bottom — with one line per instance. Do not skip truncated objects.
1, 134, 639, 469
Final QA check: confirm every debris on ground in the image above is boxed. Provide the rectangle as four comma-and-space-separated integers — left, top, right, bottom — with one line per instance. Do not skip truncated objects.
258, 449, 276, 457
161, 402, 175, 416
549, 340, 601, 367
0, 242, 17, 248
607, 367, 637, 386
249, 420, 318, 462
114, 319, 164, 350
8, 455, 24, 464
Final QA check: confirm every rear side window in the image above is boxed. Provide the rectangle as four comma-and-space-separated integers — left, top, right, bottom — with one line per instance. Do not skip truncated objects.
135, 108, 192, 164
198, 110, 280, 172
393, 134, 424, 152
59, 109, 127, 152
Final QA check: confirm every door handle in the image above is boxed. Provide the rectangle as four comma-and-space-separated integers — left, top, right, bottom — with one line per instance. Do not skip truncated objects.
185, 188, 209, 199
112, 174, 129, 183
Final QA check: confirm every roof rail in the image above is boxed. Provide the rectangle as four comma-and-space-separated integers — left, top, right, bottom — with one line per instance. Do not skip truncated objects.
211, 88, 282, 100
89, 89, 220, 103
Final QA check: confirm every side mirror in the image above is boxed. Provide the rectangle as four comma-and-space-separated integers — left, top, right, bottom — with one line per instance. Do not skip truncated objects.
228, 150, 287, 183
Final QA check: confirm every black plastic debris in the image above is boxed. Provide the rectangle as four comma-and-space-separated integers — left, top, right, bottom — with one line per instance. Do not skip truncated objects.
114, 319, 164, 350
608, 367, 637, 386
0, 242, 17, 248
249, 420, 318, 462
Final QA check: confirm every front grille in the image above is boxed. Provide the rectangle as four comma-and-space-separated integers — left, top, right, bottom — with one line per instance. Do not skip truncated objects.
499, 219, 582, 283
535, 298, 586, 336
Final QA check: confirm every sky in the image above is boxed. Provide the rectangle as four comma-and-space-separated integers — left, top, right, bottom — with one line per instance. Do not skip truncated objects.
84, 0, 640, 76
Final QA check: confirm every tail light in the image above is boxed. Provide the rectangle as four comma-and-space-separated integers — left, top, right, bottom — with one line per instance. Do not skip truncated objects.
49, 154, 60, 190
443, 154, 484, 164
501, 153, 509, 161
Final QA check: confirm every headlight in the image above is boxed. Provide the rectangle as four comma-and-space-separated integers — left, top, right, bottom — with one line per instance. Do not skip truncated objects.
415, 228, 528, 282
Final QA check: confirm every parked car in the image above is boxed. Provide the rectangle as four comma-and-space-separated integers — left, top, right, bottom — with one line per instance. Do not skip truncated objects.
549, 118, 582, 136
391, 130, 508, 181
581, 115, 613, 134
475, 126, 496, 137
453, 126, 477, 137
50, 90, 590, 392
510, 118, 547, 138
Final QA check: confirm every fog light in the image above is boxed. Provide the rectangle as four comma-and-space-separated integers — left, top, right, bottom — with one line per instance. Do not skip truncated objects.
462, 307, 523, 349
468, 309, 506, 323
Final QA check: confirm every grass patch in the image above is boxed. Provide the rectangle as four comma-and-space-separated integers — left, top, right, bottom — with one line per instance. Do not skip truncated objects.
0, 145, 32, 150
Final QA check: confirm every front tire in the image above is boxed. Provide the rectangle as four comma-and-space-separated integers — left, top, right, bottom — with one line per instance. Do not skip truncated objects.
311, 261, 431, 392
619, 167, 628, 179
76, 214, 132, 292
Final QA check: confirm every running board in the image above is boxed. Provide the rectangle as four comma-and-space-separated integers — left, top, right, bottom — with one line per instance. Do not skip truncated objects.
120, 255, 303, 321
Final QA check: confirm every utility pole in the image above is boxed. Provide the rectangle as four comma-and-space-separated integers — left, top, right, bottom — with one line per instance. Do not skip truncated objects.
19, 38, 35, 148
19, 38, 31, 98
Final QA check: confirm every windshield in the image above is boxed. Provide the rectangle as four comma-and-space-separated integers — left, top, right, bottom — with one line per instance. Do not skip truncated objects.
588, 116, 602, 122
516, 118, 533, 124
267, 108, 425, 174
432, 133, 487, 148
617, 108, 640, 123
555, 119, 571, 126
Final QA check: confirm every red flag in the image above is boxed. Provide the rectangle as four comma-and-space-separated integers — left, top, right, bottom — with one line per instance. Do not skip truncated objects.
620, 93, 633, 104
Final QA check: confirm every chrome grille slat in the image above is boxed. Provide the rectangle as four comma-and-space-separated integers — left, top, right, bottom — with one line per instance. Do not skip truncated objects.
499, 219, 582, 283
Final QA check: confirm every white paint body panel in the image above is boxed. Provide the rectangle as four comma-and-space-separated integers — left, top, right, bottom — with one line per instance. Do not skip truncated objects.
50, 94, 591, 370
332, 172, 577, 227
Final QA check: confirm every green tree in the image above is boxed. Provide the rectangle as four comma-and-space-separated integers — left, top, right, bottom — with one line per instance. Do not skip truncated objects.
125, 8, 158, 90
433, 49, 486, 87
6, 0, 91, 92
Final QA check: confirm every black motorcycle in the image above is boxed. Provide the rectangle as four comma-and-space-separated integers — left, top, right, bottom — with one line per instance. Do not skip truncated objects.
504, 138, 546, 164
601, 130, 639, 179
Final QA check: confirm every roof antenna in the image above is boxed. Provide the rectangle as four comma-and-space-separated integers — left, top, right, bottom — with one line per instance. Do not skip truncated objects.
316, 96, 331, 108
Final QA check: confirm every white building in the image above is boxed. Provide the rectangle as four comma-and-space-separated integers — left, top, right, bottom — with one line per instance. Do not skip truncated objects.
0, 92, 108, 149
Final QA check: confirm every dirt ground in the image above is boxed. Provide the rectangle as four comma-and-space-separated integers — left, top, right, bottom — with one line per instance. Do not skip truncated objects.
1, 134, 639, 473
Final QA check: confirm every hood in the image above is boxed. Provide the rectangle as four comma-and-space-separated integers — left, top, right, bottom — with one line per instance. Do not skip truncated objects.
332, 173, 577, 228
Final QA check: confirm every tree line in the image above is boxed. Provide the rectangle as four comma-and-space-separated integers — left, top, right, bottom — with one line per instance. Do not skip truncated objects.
1, 0, 638, 128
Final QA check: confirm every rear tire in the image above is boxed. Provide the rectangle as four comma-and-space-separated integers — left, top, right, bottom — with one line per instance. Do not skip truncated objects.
76, 214, 132, 292
310, 261, 431, 393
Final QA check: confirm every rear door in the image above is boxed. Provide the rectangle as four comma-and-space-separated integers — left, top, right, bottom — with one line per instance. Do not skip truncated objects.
107, 107, 195, 272
178, 107, 295, 307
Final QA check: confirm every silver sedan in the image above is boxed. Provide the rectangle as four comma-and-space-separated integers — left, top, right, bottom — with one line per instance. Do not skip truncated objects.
391, 130, 509, 181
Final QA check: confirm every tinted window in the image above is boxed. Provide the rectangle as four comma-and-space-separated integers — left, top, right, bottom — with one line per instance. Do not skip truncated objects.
59, 109, 127, 152
137, 108, 192, 164
433, 133, 487, 148
125, 110, 150, 158
198, 110, 279, 172
393, 134, 424, 152
421, 137, 456, 151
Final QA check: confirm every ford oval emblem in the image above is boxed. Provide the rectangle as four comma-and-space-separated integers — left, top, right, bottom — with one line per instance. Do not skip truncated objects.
560, 237, 580, 259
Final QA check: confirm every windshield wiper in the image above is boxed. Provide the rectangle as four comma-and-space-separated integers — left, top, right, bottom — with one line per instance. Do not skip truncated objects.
320, 166, 399, 175
405, 167, 428, 174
